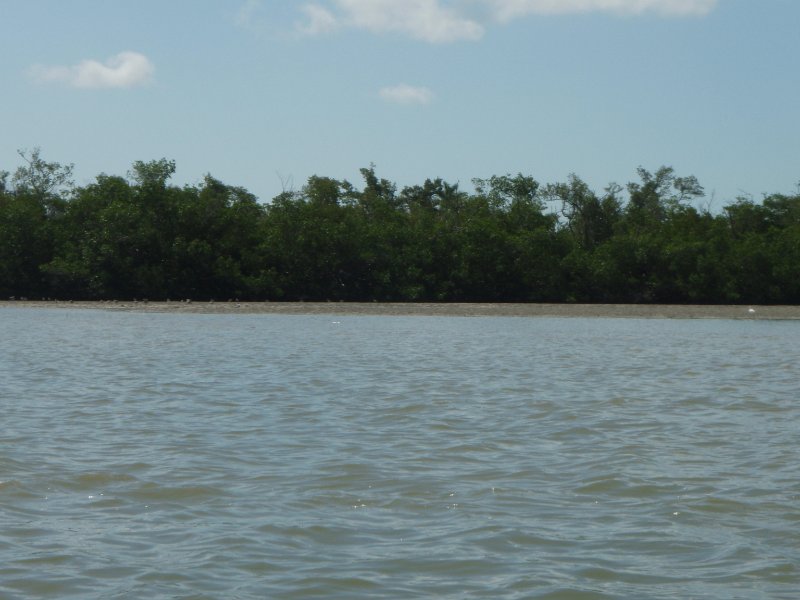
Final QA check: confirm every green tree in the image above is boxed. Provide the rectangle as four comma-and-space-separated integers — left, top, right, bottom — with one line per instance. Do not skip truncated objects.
472, 173, 542, 213
624, 166, 704, 233
262, 178, 368, 300
11, 148, 74, 208
170, 175, 269, 299
44, 173, 138, 298
547, 175, 622, 251
129, 158, 176, 189
0, 190, 52, 296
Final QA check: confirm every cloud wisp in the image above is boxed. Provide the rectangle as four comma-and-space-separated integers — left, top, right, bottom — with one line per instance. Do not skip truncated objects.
29, 51, 154, 89
487, 0, 719, 20
298, 4, 340, 35
379, 84, 434, 105
299, 0, 485, 43
297, 0, 718, 42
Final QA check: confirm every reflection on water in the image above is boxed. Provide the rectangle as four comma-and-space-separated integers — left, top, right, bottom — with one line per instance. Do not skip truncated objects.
1, 308, 799, 599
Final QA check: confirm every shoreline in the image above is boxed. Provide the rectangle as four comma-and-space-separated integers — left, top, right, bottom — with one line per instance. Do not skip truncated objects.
2, 300, 799, 320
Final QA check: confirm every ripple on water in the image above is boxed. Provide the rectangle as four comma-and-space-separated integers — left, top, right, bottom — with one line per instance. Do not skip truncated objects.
2, 311, 800, 599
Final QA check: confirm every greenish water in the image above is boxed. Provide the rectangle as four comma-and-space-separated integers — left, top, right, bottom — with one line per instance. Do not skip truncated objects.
1, 308, 798, 599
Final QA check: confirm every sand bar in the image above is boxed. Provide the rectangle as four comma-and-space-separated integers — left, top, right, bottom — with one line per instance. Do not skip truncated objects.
2, 300, 799, 320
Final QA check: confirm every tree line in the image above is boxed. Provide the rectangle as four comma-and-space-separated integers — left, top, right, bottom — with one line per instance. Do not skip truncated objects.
1, 149, 798, 303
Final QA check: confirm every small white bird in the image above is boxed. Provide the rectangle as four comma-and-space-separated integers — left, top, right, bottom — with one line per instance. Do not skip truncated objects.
748, 307, 756, 314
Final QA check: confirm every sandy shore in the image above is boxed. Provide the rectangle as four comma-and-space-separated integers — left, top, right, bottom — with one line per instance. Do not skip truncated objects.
2, 300, 799, 319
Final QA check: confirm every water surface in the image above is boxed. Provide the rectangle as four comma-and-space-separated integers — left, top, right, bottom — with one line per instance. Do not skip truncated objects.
1, 308, 798, 598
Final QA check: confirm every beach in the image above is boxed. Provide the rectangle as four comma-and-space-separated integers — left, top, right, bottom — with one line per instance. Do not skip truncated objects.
2, 300, 798, 319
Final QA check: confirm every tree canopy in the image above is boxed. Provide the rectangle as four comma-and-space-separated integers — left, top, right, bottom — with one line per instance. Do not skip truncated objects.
1, 151, 798, 304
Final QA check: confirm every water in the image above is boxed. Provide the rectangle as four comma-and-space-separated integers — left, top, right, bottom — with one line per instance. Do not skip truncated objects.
1, 308, 798, 599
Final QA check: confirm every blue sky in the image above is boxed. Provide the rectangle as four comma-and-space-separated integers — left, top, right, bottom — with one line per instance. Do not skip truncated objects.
2, 0, 798, 207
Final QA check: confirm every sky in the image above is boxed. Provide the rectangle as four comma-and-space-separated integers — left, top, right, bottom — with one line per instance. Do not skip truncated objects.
2, 0, 799, 208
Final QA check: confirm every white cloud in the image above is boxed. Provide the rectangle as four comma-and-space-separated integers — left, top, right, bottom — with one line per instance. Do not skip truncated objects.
486, 0, 718, 21
297, 0, 717, 43
30, 51, 154, 89
379, 84, 434, 105
298, 4, 340, 35
300, 0, 484, 43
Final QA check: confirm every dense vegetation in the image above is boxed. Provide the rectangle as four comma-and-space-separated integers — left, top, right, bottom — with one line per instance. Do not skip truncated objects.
1, 149, 798, 303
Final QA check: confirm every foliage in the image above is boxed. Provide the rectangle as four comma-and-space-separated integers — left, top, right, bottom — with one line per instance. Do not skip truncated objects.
1, 150, 798, 304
